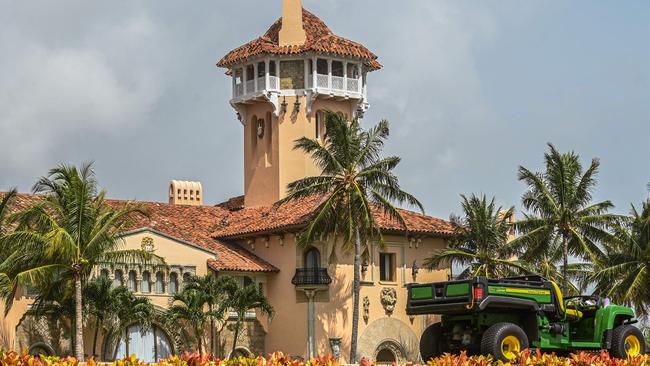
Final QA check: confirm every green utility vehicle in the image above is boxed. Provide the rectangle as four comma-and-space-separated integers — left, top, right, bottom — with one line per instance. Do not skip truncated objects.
406, 276, 645, 362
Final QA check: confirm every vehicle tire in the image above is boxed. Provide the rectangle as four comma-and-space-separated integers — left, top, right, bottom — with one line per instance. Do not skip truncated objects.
480, 322, 529, 362
420, 323, 446, 362
610, 325, 645, 358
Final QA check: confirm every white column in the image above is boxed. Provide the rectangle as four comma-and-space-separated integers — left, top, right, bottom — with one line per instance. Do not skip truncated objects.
275, 61, 280, 89
254, 63, 259, 92
306, 289, 316, 359
232, 70, 237, 98
243, 66, 248, 95
304, 59, 309, 90
265, 59, 270, 91
327, 59, 332, 90
312, 57, 318, 89
343, 61, 348, 93
358, 63, 363, 93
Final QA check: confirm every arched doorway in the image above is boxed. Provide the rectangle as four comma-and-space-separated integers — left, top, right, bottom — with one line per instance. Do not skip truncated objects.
28, 342, 54, 356
230, 346, 252, 358
374, 340, 405, 365
376, 348, 397, 365
105, 324, 173, 362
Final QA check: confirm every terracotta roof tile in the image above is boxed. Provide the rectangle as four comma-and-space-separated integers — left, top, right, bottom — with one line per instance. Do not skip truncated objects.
217, 9, 381, 71
212, 195, 455, 239
0, 193, 278, 273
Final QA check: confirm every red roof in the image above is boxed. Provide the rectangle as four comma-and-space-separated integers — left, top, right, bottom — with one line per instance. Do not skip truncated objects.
2, 192, 453, 270
217, 9, 382, 71
211, 195, 455, 239
1, 193, 278, 273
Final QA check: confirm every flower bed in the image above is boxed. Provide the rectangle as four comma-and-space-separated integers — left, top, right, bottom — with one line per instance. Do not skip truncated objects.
1, 350, 649, 366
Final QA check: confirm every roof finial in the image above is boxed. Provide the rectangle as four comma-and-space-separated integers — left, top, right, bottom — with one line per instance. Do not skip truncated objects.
279, 0, 306, 47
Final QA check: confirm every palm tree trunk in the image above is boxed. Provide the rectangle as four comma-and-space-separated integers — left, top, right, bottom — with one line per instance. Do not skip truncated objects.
231, 320, 241, 358
562, 235, 569, 293
92, 318, 100, 359
74, 272, 85, 360
349, 229, 361, 364
209, 304, 214, 356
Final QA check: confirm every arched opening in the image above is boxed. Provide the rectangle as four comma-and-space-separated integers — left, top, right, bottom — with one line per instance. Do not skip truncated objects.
375, 348, 397, 365
128, 271, 137, 292
105, 324, 173, 363
141, 271, 151, 293
230, 346, 252, 358
114, 270, 124, 287
28, 342, 54, 356
182, 272, 191, 289
168, 272, 178, 295
304, 247, 321, 269
100, 269, 109, 280
155, 272, 165, 294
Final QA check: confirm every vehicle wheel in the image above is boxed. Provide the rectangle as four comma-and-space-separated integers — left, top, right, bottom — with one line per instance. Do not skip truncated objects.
420, 323, 447, 362
610, 325, 645, 358
481, 322, 529, 362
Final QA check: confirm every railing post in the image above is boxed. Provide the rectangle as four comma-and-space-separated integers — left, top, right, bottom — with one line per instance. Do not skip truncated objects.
304, 59, 309, 90
358, 63, 363, 93
276, 61, 280, 89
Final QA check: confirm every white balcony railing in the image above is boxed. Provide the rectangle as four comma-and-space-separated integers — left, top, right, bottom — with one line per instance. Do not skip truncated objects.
331, 76, 344, 91
245, 80, 255, 94
269, 76, 279, 90
316, 74, 329, 88
347, 78, 360, 93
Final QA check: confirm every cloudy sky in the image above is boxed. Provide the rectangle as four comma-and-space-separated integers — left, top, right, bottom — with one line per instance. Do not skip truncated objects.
1, 0, 649, 219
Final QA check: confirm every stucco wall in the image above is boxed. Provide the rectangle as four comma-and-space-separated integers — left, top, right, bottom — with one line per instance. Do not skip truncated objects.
241, 233, 449, 363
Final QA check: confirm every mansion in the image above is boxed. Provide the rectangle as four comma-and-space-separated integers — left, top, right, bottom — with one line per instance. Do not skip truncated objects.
0, 0, 454, 364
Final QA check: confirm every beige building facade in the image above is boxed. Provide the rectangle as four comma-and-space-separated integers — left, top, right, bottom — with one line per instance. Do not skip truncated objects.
0, 1, 454, 363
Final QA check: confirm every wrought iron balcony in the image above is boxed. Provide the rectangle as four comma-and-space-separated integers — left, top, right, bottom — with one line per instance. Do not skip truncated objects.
291, 268, 332, 287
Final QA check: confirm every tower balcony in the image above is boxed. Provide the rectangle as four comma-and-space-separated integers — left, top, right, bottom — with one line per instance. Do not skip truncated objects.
291, 267, 332, 287
229, 57, 368, 106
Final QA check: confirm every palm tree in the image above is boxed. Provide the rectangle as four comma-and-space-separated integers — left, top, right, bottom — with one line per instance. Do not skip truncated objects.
0, 188, 17, 299
513, 143, 618, 292
184, 274, 239, 356
424, 194, 526, 278
276, 112, 422, 362
83, 277, 120, 359
0, 163, 163, 360
166, 288, 212, 355
591, 199, 650, 316
108, 287, 155, 358
225, 283, 274, 358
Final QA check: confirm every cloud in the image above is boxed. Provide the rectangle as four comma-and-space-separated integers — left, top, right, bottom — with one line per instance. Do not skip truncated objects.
0, 7, 161, 178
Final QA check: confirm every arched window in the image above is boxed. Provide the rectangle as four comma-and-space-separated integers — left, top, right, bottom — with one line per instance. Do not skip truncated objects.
128, 271, 137, 292
155, 272, 165, 294
114, 270, 124, 287
182, 273, 191, 289
169, 273, 178, 295
141, 272, 151, 293
100, 269, 109, 280
304, 248, 321, 269
107, 324, 173, 362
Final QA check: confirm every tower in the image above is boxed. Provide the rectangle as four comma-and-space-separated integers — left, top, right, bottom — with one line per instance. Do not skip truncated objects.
218, 0, 381, 207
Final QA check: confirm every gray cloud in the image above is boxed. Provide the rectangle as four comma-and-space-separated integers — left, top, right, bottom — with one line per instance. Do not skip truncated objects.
1, 0, 649, 220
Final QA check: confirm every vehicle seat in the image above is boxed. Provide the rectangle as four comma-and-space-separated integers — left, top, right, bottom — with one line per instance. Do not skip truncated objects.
550, 281, 583, 321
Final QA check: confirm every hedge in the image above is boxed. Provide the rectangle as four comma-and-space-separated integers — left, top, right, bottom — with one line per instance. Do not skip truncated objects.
1, 349, 649, 366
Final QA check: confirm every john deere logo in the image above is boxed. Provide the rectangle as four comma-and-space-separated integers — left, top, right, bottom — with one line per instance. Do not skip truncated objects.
141, 236, 154, 252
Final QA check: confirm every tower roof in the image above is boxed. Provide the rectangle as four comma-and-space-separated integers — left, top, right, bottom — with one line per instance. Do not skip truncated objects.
217, 9, 382, 71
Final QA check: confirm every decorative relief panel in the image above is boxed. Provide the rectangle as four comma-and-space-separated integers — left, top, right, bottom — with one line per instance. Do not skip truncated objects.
380, 287, 397, 316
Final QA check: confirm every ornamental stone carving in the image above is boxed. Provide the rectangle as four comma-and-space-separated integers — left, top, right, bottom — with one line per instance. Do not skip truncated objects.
380, 287, 397, 316
363, 296, 370, 324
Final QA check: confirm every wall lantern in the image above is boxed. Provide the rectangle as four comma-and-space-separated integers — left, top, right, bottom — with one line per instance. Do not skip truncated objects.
293, 96, 301, 113
356, 106, 365, 119
280, 96, 288, 114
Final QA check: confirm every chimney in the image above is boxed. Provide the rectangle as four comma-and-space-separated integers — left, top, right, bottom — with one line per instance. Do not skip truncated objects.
279, 0, 306, 47
169, 180, 203, 206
